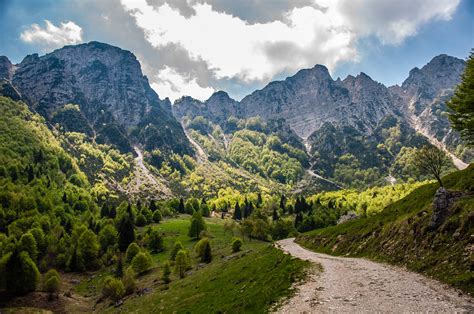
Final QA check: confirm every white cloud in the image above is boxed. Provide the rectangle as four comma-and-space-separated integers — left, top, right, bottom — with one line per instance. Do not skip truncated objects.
152, 66, 215, 101
20, 20, 83, 51
120, 0, 460, 100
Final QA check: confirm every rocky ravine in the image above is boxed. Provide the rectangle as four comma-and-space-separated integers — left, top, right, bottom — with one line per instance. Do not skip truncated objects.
275, 238, 473, 313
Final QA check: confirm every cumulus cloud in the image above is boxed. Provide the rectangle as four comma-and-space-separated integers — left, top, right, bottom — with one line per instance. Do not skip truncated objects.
152, 66, 215, 101
119, 0, 459, 100
20, 20, 83, 51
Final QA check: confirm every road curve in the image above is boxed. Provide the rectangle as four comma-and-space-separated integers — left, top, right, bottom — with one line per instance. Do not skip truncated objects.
275, 238, 473, 313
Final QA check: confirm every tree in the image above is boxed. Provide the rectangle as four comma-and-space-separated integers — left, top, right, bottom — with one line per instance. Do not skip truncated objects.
231, 237, 242, 252
149, 200, 157, 212
174, 250, 189, 278
117, 215, 135, 252
126, 243, 140, 262
194, 237, 209, 257
170, 241, 184, 261
152, 210, 162, 223
122, 267, 136, 295
201, 241, 212, 263
279, 195, 286, 214
256, 193, 263, 208
178, 198, 185, 214
77, 229, 100, 270
102, 276, 124, 302
131, 252, 152, 275
233, 201, 242, 220
272, 205, 279, 221
115, 256, 123, 278
98, 224, 118, 252
414, 146, 450, 187
19, 232, 38, 261
147, 229, 164, 253
188, 211, 206, 239
43, 269, 61, 301
447, 51, 474, 145
162, 261, 171, 283
5, 249, 40, 295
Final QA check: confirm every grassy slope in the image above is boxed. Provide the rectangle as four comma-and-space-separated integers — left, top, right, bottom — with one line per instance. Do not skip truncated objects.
76, 217, 309, 313
298, 165, 474, 294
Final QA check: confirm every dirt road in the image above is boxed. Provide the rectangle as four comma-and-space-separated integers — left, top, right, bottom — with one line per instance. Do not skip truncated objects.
276, 238, 473, 313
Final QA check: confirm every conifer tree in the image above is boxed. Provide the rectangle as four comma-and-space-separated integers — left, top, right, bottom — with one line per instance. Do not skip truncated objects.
201, 241, 212, 263
188, 211, 206, 239
115, 256, 123, 278
279, 194, 286, 214
233, 201, 242, 220
118, 215, 135, 252
178, 198, 185, 213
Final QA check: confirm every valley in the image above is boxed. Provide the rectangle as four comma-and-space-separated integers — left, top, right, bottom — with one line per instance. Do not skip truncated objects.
0, 40, 472, 313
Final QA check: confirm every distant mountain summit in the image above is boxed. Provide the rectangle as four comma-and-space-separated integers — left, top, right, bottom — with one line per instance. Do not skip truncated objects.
0, 41, 192, 155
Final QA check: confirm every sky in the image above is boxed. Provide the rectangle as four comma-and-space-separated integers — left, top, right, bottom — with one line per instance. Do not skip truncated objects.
0, 0, 472, 102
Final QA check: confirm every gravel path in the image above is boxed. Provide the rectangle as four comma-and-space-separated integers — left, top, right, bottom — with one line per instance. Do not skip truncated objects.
275, 238, 473, 313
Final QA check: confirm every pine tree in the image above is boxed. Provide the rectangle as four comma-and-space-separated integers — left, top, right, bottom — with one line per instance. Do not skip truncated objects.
256, 193, 263, 208
272, 206, 279, 221
162, 261, 171, 283
188, 211, 206, 239
447, 51, 474, 145
100, 203, 109, 218
118, 215, 135, 252
62, 192, 67, 203
279, 195, 286, 214
149, 200, 157, 212
294, 212, 303, 229
201, 241, 212, 263
115, 256, 123, 278
178, 198, 185, 213
5, 248, 40, 295
233, 201, 242, 220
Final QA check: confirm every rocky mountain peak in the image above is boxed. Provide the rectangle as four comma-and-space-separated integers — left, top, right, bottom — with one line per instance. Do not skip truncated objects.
8, 41, 191, 155
0, 56, 13, 81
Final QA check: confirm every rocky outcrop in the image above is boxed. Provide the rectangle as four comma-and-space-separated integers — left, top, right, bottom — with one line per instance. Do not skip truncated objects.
429, 187, 462, 230
6, 42, 192, 155
0, 56, 13, 81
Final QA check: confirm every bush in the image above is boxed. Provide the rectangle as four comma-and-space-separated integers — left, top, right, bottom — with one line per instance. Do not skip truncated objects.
98, 224, 118, 252
201, 241, 212, 264
19, 233, 38, 261
170, 241, 184, 261
135, 214, 147, 227
122, 267, 136, 295
231, 237, 242, 253
188, 211, 206, 239
131, 252, 152, 275
152, 210, 162, 223
174, 250, 190, 278
102, 276, 125, 302
194, 238, 209, 257
126, 243, 140, 262
147, 229, 164, 253
162, 261, 171, 283
5, 250, 40, 295
44, 270, 60, 300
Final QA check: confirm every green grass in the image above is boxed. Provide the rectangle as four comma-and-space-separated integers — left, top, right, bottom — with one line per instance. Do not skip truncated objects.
77, 216, 309, 313
115, 244, 308, 313
297, 165, 474, 295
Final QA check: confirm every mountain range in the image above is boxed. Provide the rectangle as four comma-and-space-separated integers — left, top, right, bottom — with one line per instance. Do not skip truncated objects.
0, 41, 471, 197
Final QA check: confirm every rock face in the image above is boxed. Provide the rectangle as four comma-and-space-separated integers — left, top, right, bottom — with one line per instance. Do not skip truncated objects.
392, 55, 469, 160
429, 187, 462, 230
0, 56, 13, 81
1, 42, 191, 154
173, 54, 472, 172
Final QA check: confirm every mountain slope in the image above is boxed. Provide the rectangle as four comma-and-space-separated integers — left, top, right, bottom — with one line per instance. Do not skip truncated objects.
1, 41, 191, 155
297, 165, 474, 294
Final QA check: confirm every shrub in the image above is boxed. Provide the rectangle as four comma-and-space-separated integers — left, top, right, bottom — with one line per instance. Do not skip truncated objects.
135, 214, 147, 227
126, 243, 140, 262
231, 237, 242, 253
162, 261, 171, 283
201, 241, 212, 263
188, 211, 206, 239
170, 241, 184, 261
19, 233, 38, 261
102, 276, 125, 302
131, 252, 152, 275
194, 238, 209, 257
98, 224, 118, 252
44, 269, 60, 300
147, 229, 164, 253
5, 250, 40, 295
174, 250, 189, 278
122, 267, 136, 295
152, 210, 162, 223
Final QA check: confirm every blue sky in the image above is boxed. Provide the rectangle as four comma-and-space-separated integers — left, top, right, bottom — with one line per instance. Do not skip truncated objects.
1, 0, 472, 101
